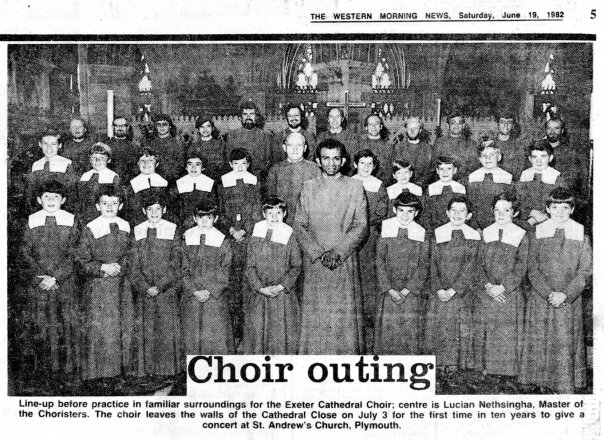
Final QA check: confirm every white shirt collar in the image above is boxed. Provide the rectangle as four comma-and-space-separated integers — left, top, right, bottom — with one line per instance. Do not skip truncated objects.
86, 216, 130, 239
130, 173, 168, 193
31, 155, 71, 173
28, 209, 75, 229
519, 166, 560, 185
176, 173, 215, 193
482, 222, 526, 247
468, 167, 513, 184
352, 174, 383, 193
387, 182, 423, 199
184, 226, 225, 247
221, 170, 258, 188
251, 220, 293, 245
80, 168, 118, 184
536, 218, 584, 241
428, 180, 466, 196
435, 222, 480, 243
381, 218, 425, 242
134, 219, 177, 241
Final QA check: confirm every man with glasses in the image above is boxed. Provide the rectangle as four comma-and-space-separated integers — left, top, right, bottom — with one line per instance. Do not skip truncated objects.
145, 114, 184, 184
106, 116, 139, 182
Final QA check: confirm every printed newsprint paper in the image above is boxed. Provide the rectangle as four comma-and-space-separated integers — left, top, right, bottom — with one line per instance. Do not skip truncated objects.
0, 0, 601, 438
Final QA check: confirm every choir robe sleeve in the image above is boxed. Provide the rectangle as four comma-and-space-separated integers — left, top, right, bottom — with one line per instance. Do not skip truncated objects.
209, 241, 232, 299
266, 166, 278, 198
371, 185, 389, 228
129, 243, 152, 294
477, 243, 491, 288
527, 233, 554, 300
244, 185, 263, 234
406, 238, 431, 296
245, 240, 265, 292
294, 184, 326, 262
501, 234, 529, 295
564, 236, 592, 303
20, 227, 46, 283
76, 228, 103, 278
47, 225, 79, 284
217, 185, 234, 232
282, 238, 303, 292
332, 183, 368, 260
181, 244, 200, 296
429, 238, 444, 292
450, 241, 479, 298
375, 236, 390, 293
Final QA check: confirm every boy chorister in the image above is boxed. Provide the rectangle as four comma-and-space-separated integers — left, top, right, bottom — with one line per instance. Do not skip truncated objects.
373, 193, 429, 355
174, 152, 218, 230
20, 180, 79, 376
386, 159, 423, 218
424, 156, 466, 231
424, 195, 481, 372
242, 197, 302, 354
77, 186, 133, 381
352, 149, 389, 333
78, 142, 121, 224
181, 201, 234, 355
27, 129, 76, 213
516, 141, 568, 227
474, 191, 528, 378
130, 194, 181, 376
126, 148, 169, 225
466, 139, 514, 230
219, 147, 262, 340
519, 188, 592, 393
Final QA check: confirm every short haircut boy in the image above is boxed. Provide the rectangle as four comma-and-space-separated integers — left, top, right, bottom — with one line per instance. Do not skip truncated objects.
527, 140, 554, 158
492, 190, 520, 213
447, 194, 473, 213
477, 138, 501, 155
90, 142, 112, 160
436, 155, 456, 168
195, 200, 218, 217
141, 192, 167, 209
229, 147, 252, 164
262, 196, 287, 212
39, 127, 62, 143
392, 159, 414, 174
546, 187, 575, 208
96, 185, 123, 204
393, 192, 422, 213
37, 180, 66, 198
186, 151, 207, 166
353, 149, 376, 165
139, 147, 158, 160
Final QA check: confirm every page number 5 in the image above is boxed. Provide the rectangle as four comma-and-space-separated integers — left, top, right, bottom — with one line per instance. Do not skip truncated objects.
591, 9, 596, 19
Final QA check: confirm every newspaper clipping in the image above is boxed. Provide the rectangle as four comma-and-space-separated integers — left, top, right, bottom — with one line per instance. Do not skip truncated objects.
1, 0, 600, 438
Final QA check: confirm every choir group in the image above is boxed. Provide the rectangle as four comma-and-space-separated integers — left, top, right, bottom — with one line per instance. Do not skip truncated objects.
15, 102, 592, 394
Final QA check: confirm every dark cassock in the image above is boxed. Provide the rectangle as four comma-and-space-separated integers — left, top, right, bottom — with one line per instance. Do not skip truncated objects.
76, 216, 133, 380
106, 137, 140, 183
130, 219, 181, 376
173, 173, 218, 230
266, 159, 322, 225
352, 174, 389, 331
493, 137, 527, 181
62, 137, 96, 176
188, 137, 228, 181
431, 135, 479, 183
551, 141, 591, 222
225, 127, 275, 180
373, 219, 430, 355
474, 222, 528, 376
20, 209, 80, 375
77, 168, 121, 224
392, 138, 433, 188
275, 128, 316, 162
466, 167, 514, 230
242, 220, 302, 354
181, 226, 235, 355
515, 166, 568, 224
519, 219, 592, 393
294, 174, 368, 354
146, 136, 185, 184
26, 156, 77, 213
352, 137, 395, 182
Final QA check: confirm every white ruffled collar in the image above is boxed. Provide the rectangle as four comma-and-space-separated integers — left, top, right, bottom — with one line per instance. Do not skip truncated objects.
519, 166, 560, 185
80, 167, 118, 184
428, 180, 466, 196
381, 218, 425, 242
352, 174, 383, 193
251, 220, 293, 245
28, 209, 75, 229
134, 219, 177, 241
435, 222, 480, 243
482, 222, 526, 247
536, 218, 584, 241
130, 173, 168, 193
387, 182, 423, 199
31, 155, 72, 173
221, 171, 258, 188
176, 173, 215, 193
468, 167, 513, 184
184, 226, 225, 247
86, 216, 130, 239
